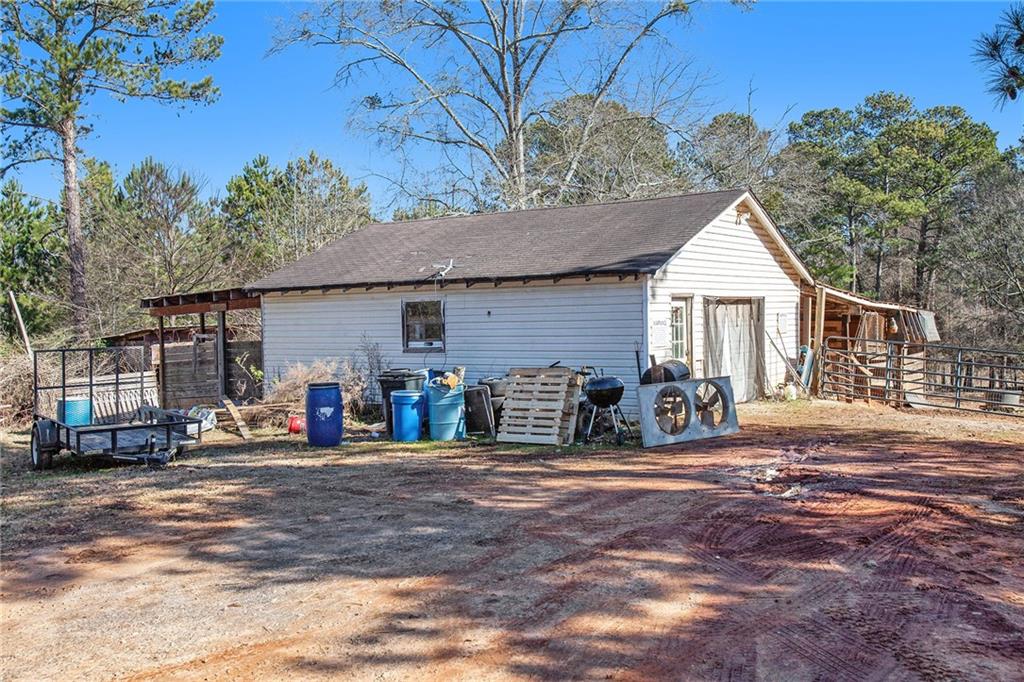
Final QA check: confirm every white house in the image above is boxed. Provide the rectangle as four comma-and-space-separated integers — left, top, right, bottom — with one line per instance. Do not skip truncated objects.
247, 189, 814, 417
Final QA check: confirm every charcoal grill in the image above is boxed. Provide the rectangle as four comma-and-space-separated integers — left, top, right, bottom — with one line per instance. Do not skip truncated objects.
581, 373, 633, 444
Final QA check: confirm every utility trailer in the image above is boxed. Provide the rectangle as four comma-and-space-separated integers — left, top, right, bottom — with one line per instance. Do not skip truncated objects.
31, 347, 203, 469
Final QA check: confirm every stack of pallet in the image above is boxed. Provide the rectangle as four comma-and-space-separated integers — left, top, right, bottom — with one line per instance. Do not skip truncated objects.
497, 367, 581, 445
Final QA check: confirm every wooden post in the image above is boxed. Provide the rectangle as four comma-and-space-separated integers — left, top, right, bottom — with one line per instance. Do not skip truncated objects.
199, 312, 206, 334
882, 341, 894, 405
810, 285, 827, 395
157, 314, 166, 408
217, 310, 227, 399
953, 348, 963, 409
7, 291, 33, 360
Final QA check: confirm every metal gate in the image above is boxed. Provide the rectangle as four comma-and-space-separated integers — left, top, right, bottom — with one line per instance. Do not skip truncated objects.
820, 336, 1024, 417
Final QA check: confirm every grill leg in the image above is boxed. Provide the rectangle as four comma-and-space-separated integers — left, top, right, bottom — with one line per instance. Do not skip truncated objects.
616, 405, 634, 439
584, 406, 598, 444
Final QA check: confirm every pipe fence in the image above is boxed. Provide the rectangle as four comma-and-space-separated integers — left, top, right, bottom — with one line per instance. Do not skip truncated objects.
820, 337, 1024, 418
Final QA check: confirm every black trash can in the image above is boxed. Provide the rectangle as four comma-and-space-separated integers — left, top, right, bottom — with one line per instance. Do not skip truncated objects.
379, 370, 426, 438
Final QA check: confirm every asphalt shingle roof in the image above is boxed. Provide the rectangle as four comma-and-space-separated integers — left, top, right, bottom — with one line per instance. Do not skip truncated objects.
245, 188, 747, 291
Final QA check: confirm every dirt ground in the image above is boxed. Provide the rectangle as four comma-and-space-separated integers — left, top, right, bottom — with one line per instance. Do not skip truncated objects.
1, 400, 1022, 681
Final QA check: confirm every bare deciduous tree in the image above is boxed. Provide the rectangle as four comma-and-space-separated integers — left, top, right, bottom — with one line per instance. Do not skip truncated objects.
508, 94, 688, 204
85, 159, 232, 335
276, 0, 744, 209
942, 160, 1024, 347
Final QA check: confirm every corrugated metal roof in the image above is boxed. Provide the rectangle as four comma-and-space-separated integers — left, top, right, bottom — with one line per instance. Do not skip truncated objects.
245, 188, 748, 291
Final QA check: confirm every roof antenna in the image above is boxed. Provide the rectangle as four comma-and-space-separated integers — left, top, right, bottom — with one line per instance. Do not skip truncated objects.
432, 258, 455, 280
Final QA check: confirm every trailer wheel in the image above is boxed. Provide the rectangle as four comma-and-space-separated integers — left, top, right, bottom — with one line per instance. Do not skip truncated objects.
30, 424, 54, 471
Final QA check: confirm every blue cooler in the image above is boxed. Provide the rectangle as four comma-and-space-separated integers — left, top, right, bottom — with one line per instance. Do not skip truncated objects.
57, 397, 92, 426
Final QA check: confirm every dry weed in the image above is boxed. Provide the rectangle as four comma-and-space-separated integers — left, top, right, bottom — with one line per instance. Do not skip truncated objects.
259, 358, 373, 426
0, 343, 148, 428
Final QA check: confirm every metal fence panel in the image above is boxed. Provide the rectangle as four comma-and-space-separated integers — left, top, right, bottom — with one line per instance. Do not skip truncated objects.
820, 336, 1023, 417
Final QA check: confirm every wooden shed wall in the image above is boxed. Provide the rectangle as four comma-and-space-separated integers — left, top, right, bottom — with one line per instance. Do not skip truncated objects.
154, 339, 262, 409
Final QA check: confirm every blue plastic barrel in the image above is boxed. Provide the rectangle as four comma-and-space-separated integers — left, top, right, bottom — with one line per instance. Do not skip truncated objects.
426, 381, 466, 440
412, 368, 442, 390
57, 397, 92, 426
306, 383, 343, 447
391, 390, 424, 442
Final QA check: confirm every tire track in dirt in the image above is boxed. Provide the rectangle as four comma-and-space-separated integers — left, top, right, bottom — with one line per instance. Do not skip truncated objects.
625, 493, 937, 680
518, 491, 887, 679
825, 602, 965, 681
771, 622, 878, 681
452, 488, 651, 577
423, 490, 737, 679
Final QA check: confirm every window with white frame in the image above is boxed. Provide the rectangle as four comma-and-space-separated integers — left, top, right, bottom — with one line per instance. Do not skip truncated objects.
670, 297, 693, 366
402, 299, 445, 351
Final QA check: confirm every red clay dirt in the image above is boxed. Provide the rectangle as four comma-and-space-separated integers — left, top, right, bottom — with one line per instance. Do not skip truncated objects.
1, 400, 1022, 680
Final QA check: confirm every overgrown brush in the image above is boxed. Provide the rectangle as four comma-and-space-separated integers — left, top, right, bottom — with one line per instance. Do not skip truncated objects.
0, 345, 34, 428
260, 357, 373, 426
0, 337, 145, 429
264, 359, 339, 404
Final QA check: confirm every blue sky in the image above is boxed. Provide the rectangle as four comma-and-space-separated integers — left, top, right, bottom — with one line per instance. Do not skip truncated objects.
13, 1, 1023, 211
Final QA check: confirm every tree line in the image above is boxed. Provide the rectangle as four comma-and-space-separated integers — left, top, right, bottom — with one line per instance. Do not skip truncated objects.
2, 1, 1022, 349
1, 152, 371, 338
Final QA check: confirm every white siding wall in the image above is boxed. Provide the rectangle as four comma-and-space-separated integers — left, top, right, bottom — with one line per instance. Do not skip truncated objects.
262, 280, 648, 416
646, 200, 802, 393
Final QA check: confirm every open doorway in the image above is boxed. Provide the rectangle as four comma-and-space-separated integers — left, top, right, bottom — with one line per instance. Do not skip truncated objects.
703, 297, 765, 402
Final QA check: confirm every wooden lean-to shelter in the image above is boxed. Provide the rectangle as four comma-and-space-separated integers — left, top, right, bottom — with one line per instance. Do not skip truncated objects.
800, 283, 940, 403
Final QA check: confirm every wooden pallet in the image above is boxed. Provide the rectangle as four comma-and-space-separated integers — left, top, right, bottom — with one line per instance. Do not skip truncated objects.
497, 367, 581, 446
92, 387, 160, 423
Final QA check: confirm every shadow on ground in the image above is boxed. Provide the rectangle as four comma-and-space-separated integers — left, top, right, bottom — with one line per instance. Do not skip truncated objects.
1, 408, 1022, 680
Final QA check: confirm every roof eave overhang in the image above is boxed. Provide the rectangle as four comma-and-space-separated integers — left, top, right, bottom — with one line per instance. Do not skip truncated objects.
139, 287, 261, 316
808, 283, 931, 314
246, 269, 649, 295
